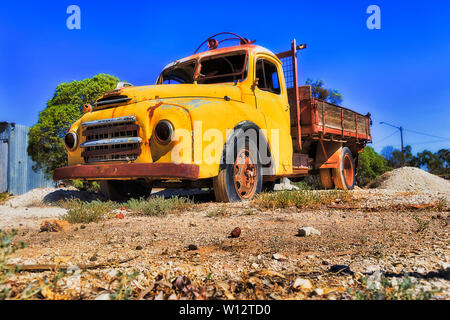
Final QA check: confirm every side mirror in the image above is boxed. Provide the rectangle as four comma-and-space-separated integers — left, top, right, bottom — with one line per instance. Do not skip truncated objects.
251, 77, 259, 91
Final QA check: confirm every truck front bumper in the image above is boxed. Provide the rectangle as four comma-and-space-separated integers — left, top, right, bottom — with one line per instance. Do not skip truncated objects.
53, 163, 200, 181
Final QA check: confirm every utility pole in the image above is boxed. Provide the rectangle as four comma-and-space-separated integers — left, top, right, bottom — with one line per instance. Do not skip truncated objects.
380, 122, 405, 166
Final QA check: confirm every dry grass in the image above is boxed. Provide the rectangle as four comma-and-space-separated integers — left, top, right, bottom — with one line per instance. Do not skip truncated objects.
124, 197, 192, 216
253, 190, 354, 210
60, 196, 192, 223
206, 205, 229, 217
0, 193, 11, 205
62, 199, 120, 224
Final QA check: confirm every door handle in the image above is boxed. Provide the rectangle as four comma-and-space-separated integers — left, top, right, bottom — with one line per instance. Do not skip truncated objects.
285, 106, 289, 112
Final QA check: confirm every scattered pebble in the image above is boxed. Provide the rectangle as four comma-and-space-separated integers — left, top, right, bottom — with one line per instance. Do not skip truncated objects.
297, 227, 321, 237
272, 253, 287, 261
188, 244, 198, 251
229, 227, 241, 238
293, 278, 312, 290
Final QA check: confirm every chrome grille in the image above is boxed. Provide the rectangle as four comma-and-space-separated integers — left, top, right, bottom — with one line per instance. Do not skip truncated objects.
81, 116, 141, 163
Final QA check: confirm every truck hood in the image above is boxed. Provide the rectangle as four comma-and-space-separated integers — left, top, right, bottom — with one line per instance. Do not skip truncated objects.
95, 84, 243, 109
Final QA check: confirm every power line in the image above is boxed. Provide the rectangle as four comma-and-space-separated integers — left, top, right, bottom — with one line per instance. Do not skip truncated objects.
403, 128, 450, 141
377, 130, 399, 143
407, 139, 450, 146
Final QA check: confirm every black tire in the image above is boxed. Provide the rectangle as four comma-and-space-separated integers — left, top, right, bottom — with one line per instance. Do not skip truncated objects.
262, 180, 277, 192
332, 147, 356, 190
213, 135, 263, 202
99, 180, 152, 201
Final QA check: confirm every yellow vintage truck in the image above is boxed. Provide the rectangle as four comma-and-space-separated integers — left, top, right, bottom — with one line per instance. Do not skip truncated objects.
54, 33, 372, 202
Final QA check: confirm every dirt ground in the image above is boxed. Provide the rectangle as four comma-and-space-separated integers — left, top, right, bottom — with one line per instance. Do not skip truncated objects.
0, 187, 449, 300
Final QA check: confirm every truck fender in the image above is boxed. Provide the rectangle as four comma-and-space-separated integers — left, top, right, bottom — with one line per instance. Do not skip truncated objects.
220, 121, 274, 176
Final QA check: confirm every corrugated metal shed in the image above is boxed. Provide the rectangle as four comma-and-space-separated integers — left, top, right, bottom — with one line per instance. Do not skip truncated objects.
0, 122, 54, 195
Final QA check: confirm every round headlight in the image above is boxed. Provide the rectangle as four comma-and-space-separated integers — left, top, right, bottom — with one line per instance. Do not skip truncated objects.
154, 120, 174, 145
64, 132, 78, 151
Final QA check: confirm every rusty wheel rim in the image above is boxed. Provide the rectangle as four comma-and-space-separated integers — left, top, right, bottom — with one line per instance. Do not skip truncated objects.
343, 153, 354, 187
233, 148, 258, 200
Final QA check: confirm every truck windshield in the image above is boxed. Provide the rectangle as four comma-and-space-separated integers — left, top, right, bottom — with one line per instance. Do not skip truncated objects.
159, 60, 196, 84
197, 52, 247, 84
158, 52, 247, 85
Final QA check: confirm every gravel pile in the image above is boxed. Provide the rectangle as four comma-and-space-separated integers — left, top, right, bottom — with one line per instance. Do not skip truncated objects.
369, 167, 450, 195
4, 187, 103, 208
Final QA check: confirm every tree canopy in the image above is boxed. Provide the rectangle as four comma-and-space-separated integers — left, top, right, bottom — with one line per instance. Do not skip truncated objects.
28, 74, 120, 177
382, 145, 449, 176
357, 146, 392, 186
305, 79, 343, 105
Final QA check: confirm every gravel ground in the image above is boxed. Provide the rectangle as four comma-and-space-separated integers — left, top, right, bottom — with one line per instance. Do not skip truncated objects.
1, 188, 449, 300
1, 167, 449, 300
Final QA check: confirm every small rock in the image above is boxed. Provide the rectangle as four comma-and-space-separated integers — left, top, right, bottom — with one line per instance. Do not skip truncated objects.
293, 278, 312, 290
365, 265, 380, 273
95, 293, 111, 300
89, 255, 97, 262
274, 178, 300, 191
251, 263, 259, 269
297, 227, 321, 237
416, 267, 426, 274
272, 253, 287, 261
40, 220, 70, 232
229, 227, 241, 238
366, 271, 383, 290
313, 288, 324, 296
329, 265, 354, 275
154, 291, 164, 300
135, 245, 143, 250
107, 269, 117, 277
188, 244, 198, 251
80, 225, 86, 229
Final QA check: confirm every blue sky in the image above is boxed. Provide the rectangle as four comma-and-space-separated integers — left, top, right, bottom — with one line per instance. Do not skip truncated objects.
0, 0, 449, 154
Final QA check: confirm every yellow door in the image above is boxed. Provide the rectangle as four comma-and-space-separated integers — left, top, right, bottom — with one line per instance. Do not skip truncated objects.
253, 55, 292, 174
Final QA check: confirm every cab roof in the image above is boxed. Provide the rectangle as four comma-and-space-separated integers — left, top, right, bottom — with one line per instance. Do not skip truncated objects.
162, 44, 279, 70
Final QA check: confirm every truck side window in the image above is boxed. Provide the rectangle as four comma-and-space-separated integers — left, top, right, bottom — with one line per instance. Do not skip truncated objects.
255, 59, 281, 95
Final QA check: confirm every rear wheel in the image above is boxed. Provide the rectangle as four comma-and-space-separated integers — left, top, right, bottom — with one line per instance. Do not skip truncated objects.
319, 169, 334, 189
332, 147, 355, 190
213, 136, 263, 202
99, 180, 152, 201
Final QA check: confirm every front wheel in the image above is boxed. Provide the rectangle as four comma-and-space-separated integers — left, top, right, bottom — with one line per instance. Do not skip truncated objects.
332, 147, 356, 190
213, 136, 263, 202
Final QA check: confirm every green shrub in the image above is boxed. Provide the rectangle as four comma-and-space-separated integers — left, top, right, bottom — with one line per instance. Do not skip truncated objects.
124, 196, 191, 216
71, 180, 101, 193
349, 275, 439, 300
357, 146, 392, 186
109, 270, 139, 300
253, 190, 353, 210
62, 199, 120, 224
0, 193, 11, 205
1, 230, 27, 299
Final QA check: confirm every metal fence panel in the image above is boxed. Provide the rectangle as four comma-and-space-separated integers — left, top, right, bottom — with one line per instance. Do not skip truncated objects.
3, 123, 54, 195
0, 141, 7, 193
